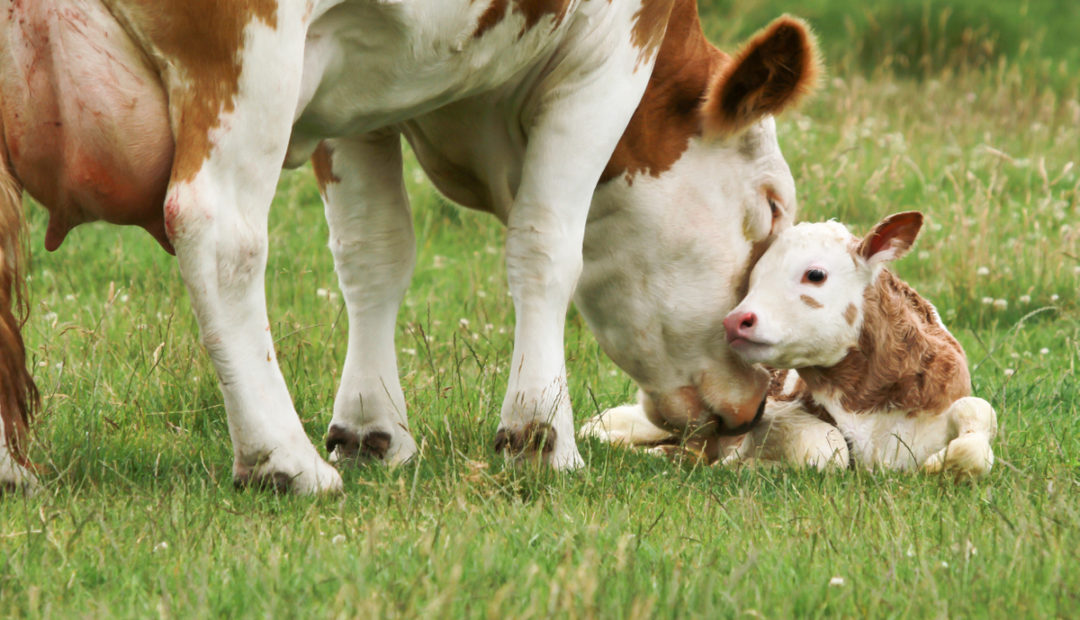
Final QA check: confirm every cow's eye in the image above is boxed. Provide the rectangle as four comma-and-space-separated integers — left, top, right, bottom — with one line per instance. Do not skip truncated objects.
768, 197, 780, 219
802, 268, 827, 284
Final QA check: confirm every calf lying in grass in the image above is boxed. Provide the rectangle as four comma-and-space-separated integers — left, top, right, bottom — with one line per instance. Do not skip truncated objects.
722, 211, 997, 476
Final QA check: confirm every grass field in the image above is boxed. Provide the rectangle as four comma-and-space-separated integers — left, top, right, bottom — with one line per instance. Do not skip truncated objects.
3, 1, 1079, 617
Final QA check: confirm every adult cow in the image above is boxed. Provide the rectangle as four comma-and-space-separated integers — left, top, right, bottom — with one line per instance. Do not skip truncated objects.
0, 0, 818, 492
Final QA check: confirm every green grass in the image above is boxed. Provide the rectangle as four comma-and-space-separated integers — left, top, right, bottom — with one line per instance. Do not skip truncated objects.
3, 1, 1080, 617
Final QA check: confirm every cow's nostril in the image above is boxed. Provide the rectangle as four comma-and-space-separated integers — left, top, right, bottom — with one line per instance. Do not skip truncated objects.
740, 313, 756, 329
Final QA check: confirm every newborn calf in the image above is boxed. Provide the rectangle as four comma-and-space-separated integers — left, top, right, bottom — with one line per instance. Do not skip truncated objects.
722, 212, 997, 476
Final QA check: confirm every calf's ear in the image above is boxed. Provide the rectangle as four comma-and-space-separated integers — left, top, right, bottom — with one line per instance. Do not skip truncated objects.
859, 211, 924, 266
702, 15, 821, 137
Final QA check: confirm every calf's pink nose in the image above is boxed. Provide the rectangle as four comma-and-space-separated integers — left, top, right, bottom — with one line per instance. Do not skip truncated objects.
723, 311, 757, 342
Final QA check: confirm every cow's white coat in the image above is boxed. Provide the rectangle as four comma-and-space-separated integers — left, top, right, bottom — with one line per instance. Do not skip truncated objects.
1, 0, 812, 491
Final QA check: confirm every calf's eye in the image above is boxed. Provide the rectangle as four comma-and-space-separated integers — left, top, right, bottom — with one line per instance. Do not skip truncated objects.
768, 198, 780, 219
803, 268, 827, 284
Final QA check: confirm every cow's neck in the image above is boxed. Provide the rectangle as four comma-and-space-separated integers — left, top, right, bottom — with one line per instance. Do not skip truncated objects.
799, 270, 971, 415
600, 0, 726, 185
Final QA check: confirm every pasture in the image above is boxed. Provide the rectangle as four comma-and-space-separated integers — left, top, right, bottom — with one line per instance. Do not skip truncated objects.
2, 1, 1078, 616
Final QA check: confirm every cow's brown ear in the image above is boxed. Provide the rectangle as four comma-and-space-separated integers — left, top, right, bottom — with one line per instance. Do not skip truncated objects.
702, 15, 821, 137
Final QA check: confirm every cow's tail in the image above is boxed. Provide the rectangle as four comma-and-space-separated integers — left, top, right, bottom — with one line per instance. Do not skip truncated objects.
0, 115, 38, 467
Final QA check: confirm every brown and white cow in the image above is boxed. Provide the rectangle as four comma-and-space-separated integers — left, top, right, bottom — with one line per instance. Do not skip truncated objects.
0, 0, 818, 492
721, 212, 997, 475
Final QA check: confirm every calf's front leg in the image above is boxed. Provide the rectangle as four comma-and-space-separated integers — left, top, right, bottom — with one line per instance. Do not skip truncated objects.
922, 396, 997, 477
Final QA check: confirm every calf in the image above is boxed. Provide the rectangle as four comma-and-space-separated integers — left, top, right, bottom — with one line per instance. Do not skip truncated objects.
1, 2, 819, 492
722, 212, 997, 475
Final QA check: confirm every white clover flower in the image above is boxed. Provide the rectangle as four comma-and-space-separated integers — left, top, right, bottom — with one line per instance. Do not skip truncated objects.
1051, 294, 1060, 302
331, 534, 346, 545
1040, 348, 1050, 355
829, 576, 845, 587
1019, 295, 1031, 304
993, 299, 1008, 310
1004, 368, 1015, 377
976, 266, 990, 276
316, 288, 329, 298
458, 318, 470, 328
153, 541, 169, 553
981, 297, 994, 305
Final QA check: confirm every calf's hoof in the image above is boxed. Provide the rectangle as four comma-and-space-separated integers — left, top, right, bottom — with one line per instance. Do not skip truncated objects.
922, 433, 994, 478
325, 423, 416, 466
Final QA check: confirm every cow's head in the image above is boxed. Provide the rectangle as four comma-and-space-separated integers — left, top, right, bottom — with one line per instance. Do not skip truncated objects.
576, 14, 820, 439
724, 212, 925, 369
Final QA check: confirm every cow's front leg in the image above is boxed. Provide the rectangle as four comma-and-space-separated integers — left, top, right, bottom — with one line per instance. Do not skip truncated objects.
495, 43, 652, 469
316, 133, 418, 465
164, 12, 340, 494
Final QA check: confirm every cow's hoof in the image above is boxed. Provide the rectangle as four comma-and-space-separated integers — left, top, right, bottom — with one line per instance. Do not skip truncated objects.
0, 453, 39, 496
495, 422, 555, 456
232, 448, 343, 495
495, 423, 584, 470
325, 424, 416, 466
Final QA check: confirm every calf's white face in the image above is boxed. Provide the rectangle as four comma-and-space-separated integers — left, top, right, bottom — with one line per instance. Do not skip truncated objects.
724, 212, 924, 369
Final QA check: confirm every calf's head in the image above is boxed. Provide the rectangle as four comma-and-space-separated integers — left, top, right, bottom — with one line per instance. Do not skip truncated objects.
724, 211, 924, 369
577, 14, 820, 435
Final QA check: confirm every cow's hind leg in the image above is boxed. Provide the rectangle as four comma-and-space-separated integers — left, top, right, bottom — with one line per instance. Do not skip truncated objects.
163, 11, 340, 494
922, 396, 997, 478
0, 428, 37, 494
317, 133, 418, 465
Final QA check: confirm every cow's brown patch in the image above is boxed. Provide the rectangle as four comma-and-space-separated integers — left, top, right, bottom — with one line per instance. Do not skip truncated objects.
131, 0, 278, 184
799, 270, 970, 415
800, 294, 823, 309
472, 0, 509, 39
517, 0, 573, 32
601, 0, 723, 183
844, 303, 858, 325
629, 0, 677, 66
471, 0, 571, 39
311, 142, 340, 194
701, 15, 820, 136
